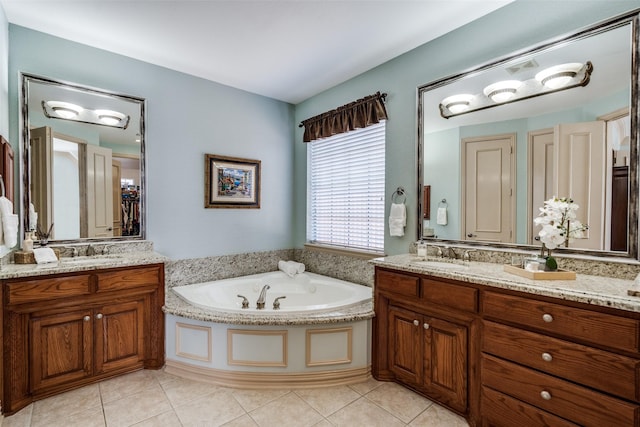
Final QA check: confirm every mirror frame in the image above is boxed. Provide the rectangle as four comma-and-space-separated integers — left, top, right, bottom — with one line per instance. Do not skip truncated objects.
20, 73, 147, 243
417, 10, 640, 260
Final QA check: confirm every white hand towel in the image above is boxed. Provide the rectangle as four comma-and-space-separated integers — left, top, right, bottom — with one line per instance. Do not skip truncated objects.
436, 206, 448, 226
278, 260, 304, 277
33, 247, 58, 264
0, 197, 18, 248
389, 202, 406, 237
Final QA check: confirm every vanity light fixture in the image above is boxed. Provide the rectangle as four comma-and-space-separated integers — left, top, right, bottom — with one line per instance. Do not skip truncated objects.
45, 101, 83, 119
42, 101, 130, 129
483, 80, 521, 103
535, 63, 584, 89
440, 94, 474, 114
439, 61, 592, 119
95, 109, 127, 126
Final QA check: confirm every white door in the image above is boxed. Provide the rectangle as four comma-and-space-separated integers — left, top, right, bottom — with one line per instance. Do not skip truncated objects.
528, 129, 554, 244
462, 134, 515, 243
86, 145, 114, 238
554, 121, 606, 250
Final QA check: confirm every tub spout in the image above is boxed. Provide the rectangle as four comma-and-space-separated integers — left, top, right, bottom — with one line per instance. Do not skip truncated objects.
256, 285, 270, 309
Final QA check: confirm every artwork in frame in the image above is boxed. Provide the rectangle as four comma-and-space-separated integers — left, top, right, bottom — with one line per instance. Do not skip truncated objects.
205, 154, 261, 209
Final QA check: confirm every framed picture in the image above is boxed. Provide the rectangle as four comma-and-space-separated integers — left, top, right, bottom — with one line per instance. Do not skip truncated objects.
205, 154, 261, 208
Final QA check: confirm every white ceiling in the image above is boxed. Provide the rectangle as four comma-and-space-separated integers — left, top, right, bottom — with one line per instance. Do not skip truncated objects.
0, 0, 513, 104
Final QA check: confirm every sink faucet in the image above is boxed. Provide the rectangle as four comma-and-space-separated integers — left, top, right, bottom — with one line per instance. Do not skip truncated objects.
256, 285, 270, 309
447, 247, 458, 259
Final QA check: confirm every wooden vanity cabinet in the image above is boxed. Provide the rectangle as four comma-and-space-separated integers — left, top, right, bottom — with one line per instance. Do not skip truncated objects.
1, 263, 165, 415
373, 268, 477, 415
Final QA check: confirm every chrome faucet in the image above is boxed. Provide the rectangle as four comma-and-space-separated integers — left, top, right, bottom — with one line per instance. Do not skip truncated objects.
256, 285, 270, 309
446, 246, 458, 259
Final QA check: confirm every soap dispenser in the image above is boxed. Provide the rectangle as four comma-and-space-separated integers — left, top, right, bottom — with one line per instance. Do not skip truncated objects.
21, 231, 33, 252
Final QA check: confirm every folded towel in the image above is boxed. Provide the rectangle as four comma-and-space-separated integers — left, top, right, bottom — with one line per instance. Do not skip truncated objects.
436, 206, 448, 226
0, 197, 18, 248
33, 247, 58, 264
278, 260, 305, 277
389, 202, 406, 237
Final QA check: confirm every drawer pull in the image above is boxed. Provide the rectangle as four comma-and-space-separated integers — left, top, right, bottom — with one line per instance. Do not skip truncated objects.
540, 390, 552, 400
413, 320, 419, 326
96, 313, 103, 320
83, 316, 90, 322
542, 313, 553, 323
541, 352, 553, 362
423, 323, 430, 329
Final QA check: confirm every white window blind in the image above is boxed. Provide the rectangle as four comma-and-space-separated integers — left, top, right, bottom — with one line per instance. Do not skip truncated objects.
308, 121, 386, 252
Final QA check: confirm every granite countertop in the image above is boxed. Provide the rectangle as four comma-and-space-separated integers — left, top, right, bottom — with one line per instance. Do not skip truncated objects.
0, 251, 169, 279
163, 288, 375, 326
371, 254, 640, 313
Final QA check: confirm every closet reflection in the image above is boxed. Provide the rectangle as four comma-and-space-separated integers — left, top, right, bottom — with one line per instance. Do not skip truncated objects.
23, 74, 145, 242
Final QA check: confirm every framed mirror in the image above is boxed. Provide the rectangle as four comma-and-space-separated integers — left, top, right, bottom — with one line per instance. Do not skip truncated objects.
418, 11, 639, 259
21, 74, 146, 243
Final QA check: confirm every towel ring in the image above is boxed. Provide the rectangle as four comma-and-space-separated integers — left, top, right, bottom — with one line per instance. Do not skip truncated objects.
391, 187, 406, 204
438, 199, 447, 207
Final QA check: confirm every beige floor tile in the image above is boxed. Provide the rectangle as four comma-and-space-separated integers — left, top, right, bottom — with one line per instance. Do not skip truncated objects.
162, 376, 224, 408
408, 404, 469, 427
294, 385, 360, 417
99, 370, 160, 403
131, 410, 182, 427
32, 407, 105, 427
326, 397, 405, 427
365, 381, 432, 423
31, 383, 101, 423
312, 420, 333, 427
173, 388, 246, 427
221, 414, 259, 427
249, 392, 323, 427
1, 404, 33, 427
348, 377, 384, 395
103, 383, 172, 427
231, 389, 291, 412
151, 368, 181, 386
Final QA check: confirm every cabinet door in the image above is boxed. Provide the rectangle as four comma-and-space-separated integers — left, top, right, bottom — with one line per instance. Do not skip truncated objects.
423, 317, 468, 412
388, 305, 423, 384
30, 309, 93, 392
95, 299, 146, 374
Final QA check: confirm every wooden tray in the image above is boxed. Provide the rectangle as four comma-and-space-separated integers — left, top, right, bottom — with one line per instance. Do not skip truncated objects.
14, 248, 60, 264
504, 264, 576, 280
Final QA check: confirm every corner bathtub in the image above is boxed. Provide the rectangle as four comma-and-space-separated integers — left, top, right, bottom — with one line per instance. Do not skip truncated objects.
172, 271, 372, 314
163, 271, 374, 389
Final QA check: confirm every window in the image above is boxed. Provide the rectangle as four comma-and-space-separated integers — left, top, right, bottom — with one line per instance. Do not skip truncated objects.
307, 121, 386, 253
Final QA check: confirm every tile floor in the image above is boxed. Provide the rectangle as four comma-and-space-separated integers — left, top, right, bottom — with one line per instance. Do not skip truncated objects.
0, 369, 469, 427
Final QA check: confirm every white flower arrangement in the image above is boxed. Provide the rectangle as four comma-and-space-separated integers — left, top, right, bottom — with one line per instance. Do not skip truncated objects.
534, 197, 588, 251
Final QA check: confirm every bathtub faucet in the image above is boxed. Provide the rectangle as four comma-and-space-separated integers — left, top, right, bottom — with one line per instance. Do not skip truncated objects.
256, 285, 270, 309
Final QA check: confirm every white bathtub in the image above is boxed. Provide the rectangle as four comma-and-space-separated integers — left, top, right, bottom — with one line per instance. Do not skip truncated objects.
172, 270, 372, 314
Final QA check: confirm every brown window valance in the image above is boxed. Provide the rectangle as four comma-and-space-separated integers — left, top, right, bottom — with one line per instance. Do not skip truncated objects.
299, 91, 388, 142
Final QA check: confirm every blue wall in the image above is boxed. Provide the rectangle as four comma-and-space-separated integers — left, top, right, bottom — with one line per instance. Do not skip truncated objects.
8, 26, 296, 260
294, 0, 640, 255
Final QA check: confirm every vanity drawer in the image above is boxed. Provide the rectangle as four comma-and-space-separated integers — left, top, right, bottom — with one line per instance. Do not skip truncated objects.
97, 265, 162, 293
482, 354, 640, 427
422, 277, 477, 313
481, 386, 579, 427
375, 269, 419, 298
5, 274, 92, 305
483, 320, 640, 401
482, 291, 640, 353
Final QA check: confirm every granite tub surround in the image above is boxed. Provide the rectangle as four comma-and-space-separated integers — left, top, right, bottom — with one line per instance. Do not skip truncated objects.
410, 241, 640, 280
294, 247, 375, 287
372, 254, 640, 313
0, 240, 167, 278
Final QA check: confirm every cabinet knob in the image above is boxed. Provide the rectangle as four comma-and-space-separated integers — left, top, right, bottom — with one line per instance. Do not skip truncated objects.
540, 390, 552, 400
96, 313, 103, 320
542, 352, 553, 362
423, 323, 430, 329
542, 313, 553, 323
413, 320, 419, 326
83, 316, 90, 322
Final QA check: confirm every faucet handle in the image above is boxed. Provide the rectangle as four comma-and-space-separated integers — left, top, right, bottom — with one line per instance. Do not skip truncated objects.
273, 296, 287, 310
237, 295, 249, 309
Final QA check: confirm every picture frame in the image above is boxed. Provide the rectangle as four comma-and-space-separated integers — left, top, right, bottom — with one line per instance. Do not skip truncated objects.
205, 154, 261, 209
